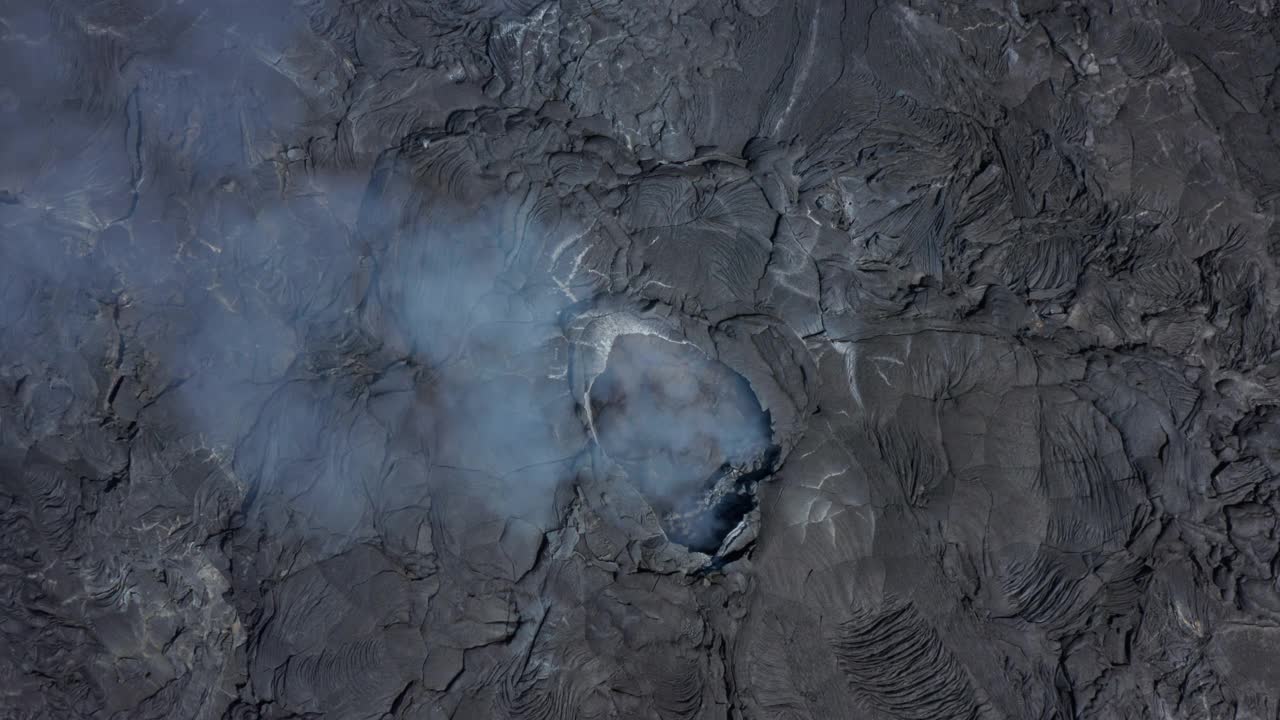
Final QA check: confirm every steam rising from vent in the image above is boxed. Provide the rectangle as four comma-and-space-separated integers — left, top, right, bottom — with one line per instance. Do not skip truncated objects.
589, 333, 774, 553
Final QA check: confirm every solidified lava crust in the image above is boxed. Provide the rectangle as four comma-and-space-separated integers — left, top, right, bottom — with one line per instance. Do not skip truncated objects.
3, 0, 1280, 717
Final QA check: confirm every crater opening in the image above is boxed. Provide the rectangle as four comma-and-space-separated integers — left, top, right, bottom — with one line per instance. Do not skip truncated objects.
589, 334, 774, 554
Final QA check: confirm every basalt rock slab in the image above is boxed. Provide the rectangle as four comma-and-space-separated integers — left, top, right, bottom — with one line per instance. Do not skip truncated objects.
3, 0, 1280, 718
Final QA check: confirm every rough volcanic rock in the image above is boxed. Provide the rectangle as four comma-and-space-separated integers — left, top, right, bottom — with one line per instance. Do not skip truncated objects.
3, 0, 1280, 718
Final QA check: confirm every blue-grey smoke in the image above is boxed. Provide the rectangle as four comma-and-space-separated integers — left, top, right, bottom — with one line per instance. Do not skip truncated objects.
0, 0, 773, 560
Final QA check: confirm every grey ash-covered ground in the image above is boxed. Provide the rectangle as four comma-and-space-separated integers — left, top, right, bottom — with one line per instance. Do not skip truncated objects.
2, 0, 1280, 717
